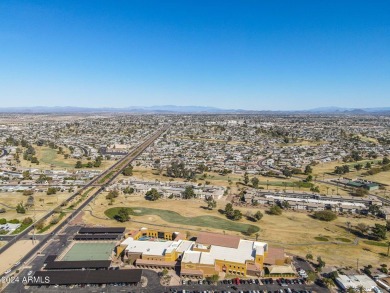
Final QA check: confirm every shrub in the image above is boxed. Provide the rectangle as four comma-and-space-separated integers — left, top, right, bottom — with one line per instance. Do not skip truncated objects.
312, 211, 337, 221
268, 205, 282, 215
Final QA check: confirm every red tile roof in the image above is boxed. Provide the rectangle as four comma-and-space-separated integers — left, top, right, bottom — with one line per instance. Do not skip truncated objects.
196, 232, 240, 249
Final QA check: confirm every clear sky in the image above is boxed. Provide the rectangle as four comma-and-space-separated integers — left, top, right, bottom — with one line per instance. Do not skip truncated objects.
0, 0, 389, 110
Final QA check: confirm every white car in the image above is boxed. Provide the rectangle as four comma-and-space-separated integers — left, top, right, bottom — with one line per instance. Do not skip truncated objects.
4, 269, 11, 274
28, 270, 33, 276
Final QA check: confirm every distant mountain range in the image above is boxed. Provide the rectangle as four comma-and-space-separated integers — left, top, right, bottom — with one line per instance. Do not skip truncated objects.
307, 106, 390, 113
0, 105, 389, 114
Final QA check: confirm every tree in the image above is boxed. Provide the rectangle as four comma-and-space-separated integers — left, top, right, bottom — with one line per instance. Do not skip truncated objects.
368, 204, 381, 216
306, 253, 313, 261
123, 187, 134, 194
232, 209, 243, 221
205, 196, 216, 210
312, 211, 337, 222
182, 186, 196, 199
35, 220, 45, 230
115, 208, 130, 222
205, 274, 219, 284
47, 187, 57, 195
322, 278, 335, 288
224, 203, 234, 218
304, 165, 313, 175
372, 223, 387, 240
106, 190, 119, 200
22, 170, 31, 180
383, 156, 390, 165
317, 256, 325, 271
166, 161, 195, 179
356, 223, 369, 235
281, 200, 290, 209
253, 211, 263, 221
122, 165, 133, 176
244, 172, 249, 185
353, 187, 368, 197
310, 186, 320, 193
50, 216, 59, 225
251, 177, 259, 189
23, 189, 34, 196
282, 168, 292, 178
75, 160, 83, 168
22, 217, 33, 225
16, 202, 26, 214
145, 188, 161, 201
246, 226, 257, 235
306, 270, 317, 283
268, 205, 282, 215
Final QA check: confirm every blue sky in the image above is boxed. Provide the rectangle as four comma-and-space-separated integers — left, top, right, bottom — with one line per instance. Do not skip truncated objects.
0, 0, 389, 110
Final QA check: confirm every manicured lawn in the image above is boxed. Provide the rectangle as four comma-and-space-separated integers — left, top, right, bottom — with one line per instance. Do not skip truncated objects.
314, 236, 329, 242
363, 240, 388, 247
39, 148, 75, 168
105, 207, 259, 234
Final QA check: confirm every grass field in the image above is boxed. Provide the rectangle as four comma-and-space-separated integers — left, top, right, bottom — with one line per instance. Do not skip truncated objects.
105, 207, 259, 234
82, 188, 390, 268
311, 158, 383, 176
19, 145, 116, 170
0, 191, 72, 222
61, 242, 115, 261
39, 147, 76, 168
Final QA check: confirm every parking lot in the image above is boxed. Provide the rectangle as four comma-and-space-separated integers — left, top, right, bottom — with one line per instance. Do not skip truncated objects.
168, 277, 328, 293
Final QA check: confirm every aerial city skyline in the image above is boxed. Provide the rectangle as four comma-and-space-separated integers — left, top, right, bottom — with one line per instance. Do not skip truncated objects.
1, 1, 390, 293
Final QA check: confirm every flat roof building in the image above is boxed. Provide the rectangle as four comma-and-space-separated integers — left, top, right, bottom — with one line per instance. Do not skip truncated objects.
336, 274, 378, 292
118, 228, 287, 278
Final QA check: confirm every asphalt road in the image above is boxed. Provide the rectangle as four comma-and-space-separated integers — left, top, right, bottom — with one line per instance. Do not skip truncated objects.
3, 225, 81, 293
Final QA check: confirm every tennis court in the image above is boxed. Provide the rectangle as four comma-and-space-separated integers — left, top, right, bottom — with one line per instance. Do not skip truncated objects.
61, 242, 115, 261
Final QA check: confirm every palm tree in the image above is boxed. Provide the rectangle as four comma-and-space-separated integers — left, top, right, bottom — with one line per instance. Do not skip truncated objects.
357, 285, 364, 293
346, 221, 351, 233
322, 278, 335, 288
387, 241, 390, 256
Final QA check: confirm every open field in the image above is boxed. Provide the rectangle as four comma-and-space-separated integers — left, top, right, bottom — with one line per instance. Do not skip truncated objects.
311, 158, 383, 176
105, 207, 259, 233
19, 145, 116, 170
277, 140, 328, 147
0, 239, 40, 275
83, 190, 389, 268
342, 169, 390, 187
0, 191, 73, 222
